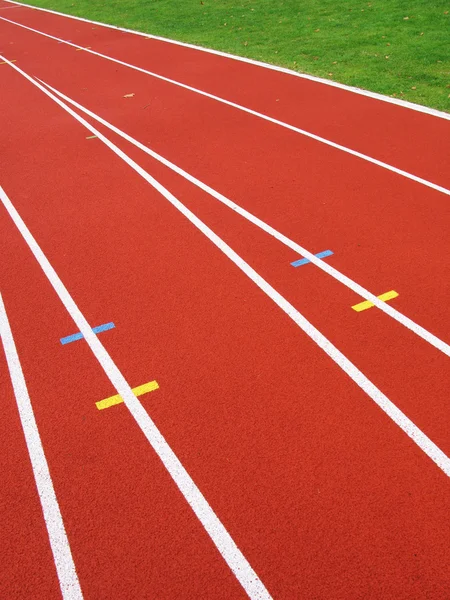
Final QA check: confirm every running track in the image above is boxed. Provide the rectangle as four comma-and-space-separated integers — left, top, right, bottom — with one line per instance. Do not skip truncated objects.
0, 2, 449, 598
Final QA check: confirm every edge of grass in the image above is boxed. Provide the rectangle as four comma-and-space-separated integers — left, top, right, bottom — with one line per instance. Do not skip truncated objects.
8, 0, 450, 114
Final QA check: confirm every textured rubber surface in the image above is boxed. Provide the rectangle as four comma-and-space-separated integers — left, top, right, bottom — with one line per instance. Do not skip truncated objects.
1, 3, 449, 598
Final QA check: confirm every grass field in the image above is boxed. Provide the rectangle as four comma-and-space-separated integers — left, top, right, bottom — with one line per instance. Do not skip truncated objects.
14, 0, 450, 112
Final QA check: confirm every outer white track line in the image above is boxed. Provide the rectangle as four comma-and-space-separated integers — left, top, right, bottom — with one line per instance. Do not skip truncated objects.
0, 293, 84, 600
4, 0, 450, 121
0, 15, 449, 198
2, 60, 449, 479
36, 78, 450, 359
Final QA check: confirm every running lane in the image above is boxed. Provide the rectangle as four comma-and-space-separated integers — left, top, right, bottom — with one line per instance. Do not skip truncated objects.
0, 68, 248, 600
0, 19, 448, 346
1, 62, 450, 599
0, 0, 449, 187
0, 340, 62, 600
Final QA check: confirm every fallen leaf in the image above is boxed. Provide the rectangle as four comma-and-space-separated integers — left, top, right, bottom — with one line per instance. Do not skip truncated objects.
411, 86, 416, 90
385, 55, 389, 59
403, 16, 409, 20
386, 42, 390, 46
123, 93, 135, 98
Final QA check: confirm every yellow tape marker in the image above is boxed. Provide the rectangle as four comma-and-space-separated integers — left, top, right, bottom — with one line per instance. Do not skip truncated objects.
96, 380, 159, 410
0, 60, 16, 65
76, 46, 91, 51
352, 290, 399, 312
86, 135, 97, 140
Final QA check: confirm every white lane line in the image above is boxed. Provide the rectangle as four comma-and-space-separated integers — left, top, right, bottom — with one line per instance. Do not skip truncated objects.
0, 215, 270, 598
0, 16, 448, 198
0, 293, 84, 600
1, 67, 449, 480
0, 210, 271, 600
36, 77, 450, 359
3, 0, 450, 121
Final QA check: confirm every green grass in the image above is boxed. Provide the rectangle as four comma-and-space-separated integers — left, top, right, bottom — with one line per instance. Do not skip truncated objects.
16, 0, 450, 112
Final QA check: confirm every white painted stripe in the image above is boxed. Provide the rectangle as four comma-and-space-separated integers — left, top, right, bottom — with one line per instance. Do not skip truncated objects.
3, 0, 450, 121
0, 194, 270, 598
0, 293, 84, 600
36, 78, 450, 359
1, 64, 449, 479
0, 197, 271, 600
0, 16, 449, 199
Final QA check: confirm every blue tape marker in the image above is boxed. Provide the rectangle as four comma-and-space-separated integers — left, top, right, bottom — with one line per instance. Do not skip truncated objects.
60, 322, 115, 345
291, 250, 333, 268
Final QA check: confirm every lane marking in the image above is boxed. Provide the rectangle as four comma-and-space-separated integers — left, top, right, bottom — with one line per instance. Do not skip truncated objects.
36, 78, 450, 359
291, 250, 333, 267
3, 0, 450, 121
2, 70, 449, 479
0, 191, 272, 597
60, 321, 115, 345
0, 58, 16, 64
352, 290, 399, 312
0, 294, 84, 600
96, 380, 159, 410
0, 16, 449, 198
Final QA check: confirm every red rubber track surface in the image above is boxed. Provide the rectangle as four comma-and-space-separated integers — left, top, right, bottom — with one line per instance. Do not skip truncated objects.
1, 0, 450, 188
0, 3, 449, 599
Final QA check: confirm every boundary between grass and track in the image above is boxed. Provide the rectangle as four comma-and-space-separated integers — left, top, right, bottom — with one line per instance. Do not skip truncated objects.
0, 293, 84, 600
3, 0, 450, 121
2, 59, 450, 479
0, 15, 449, 199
